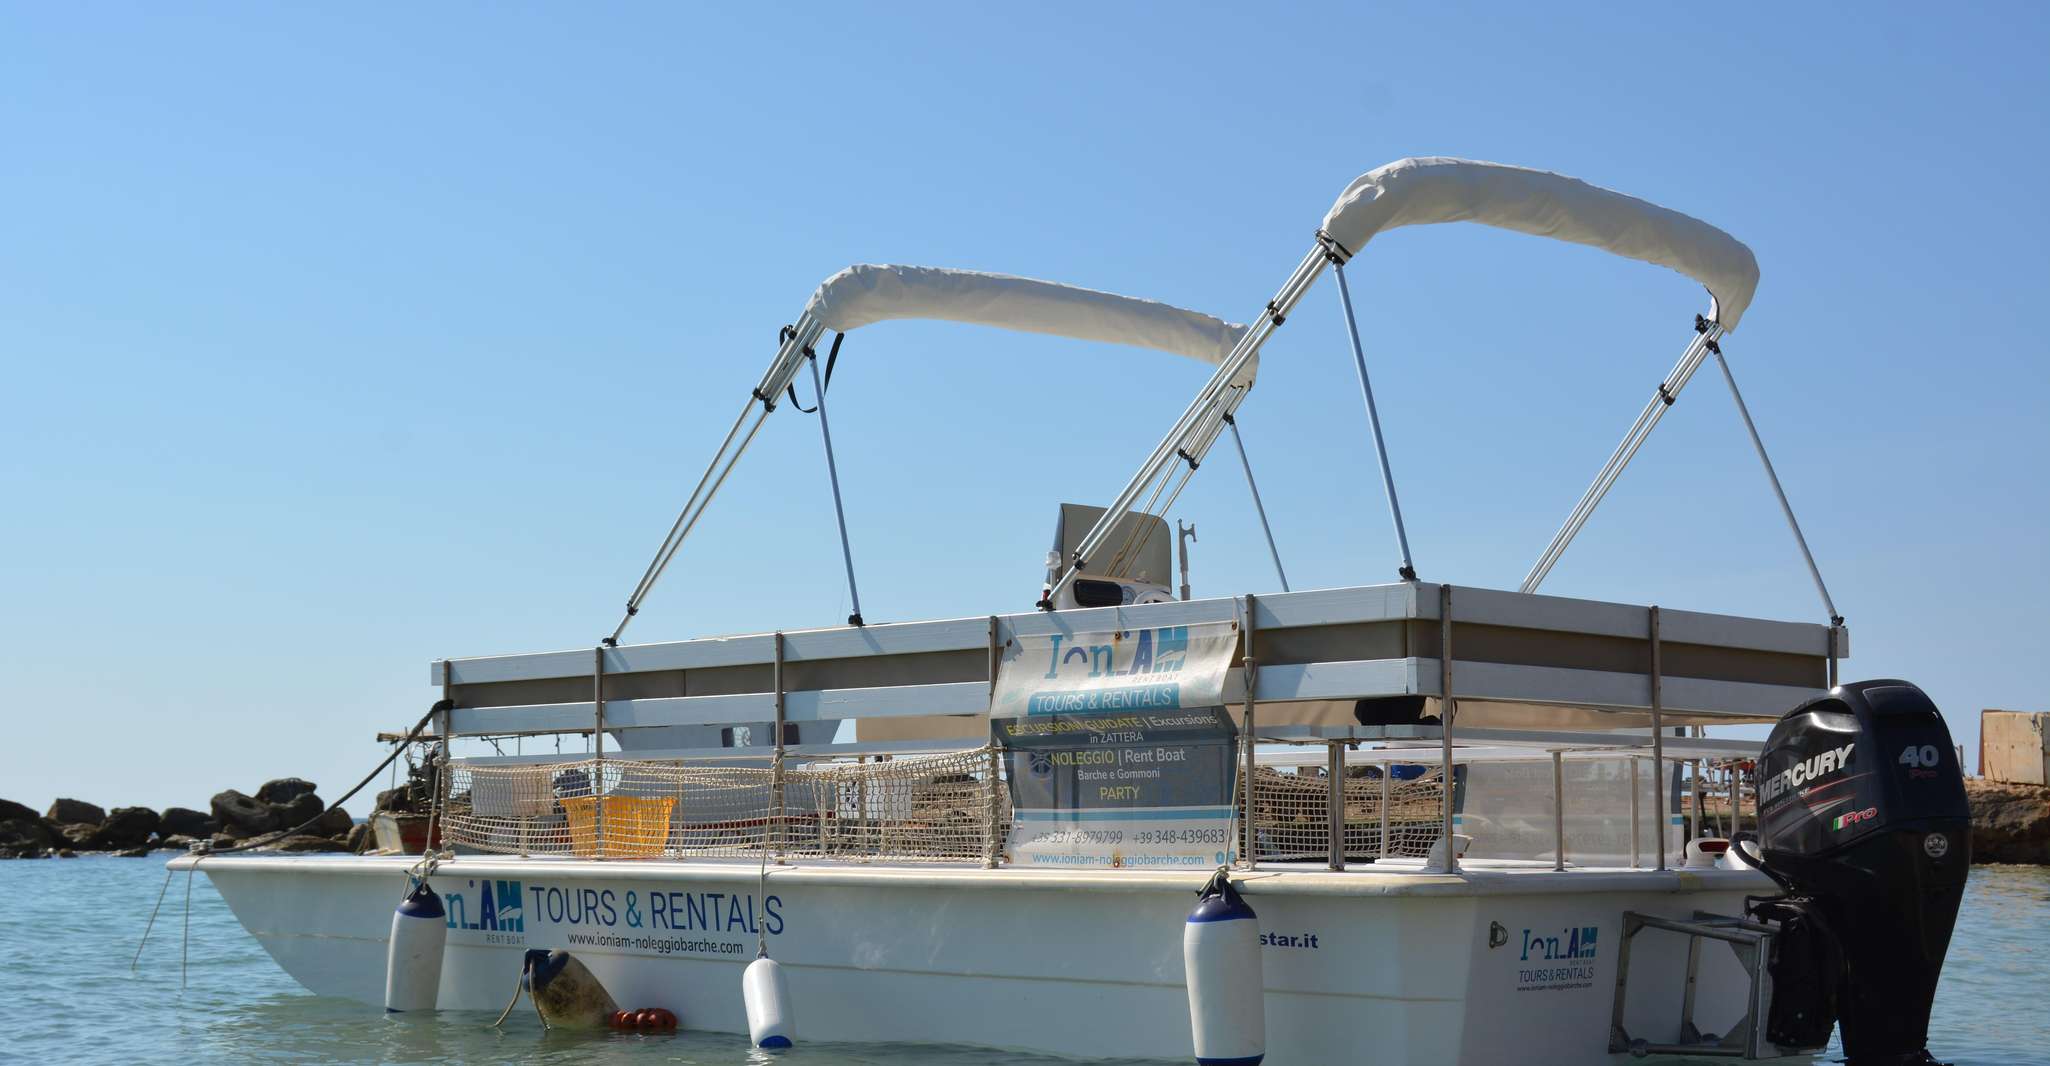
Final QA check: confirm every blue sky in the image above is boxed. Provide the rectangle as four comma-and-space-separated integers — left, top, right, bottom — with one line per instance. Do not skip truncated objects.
3, 5, 2044, 814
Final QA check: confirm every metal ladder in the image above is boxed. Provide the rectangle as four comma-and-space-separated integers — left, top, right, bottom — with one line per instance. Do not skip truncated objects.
1608, 911, 1809, 1059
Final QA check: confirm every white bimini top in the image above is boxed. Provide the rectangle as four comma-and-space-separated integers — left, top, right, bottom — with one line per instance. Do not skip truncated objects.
1321, 157, 1760, 329
803, 264, 1256, 385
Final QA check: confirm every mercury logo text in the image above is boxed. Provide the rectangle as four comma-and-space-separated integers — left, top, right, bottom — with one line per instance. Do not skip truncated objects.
1761, 743, 1857, 803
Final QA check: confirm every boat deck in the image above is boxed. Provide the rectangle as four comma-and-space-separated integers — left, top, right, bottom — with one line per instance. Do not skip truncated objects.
171, 851, 1771, 898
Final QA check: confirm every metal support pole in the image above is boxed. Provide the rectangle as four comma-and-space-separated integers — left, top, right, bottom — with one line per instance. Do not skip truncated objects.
1739, 763, 1750, 838
1178, 521, 1196, 601
808, 342, 865, 626
1240, 594, 1258, 869
592, 647, 606, 859
1828, 625, 1841, 689
1552, 750, 1566, 871
1334, 262, 1417, 581
984, 616, 1002, 870
771, 632, 786, 862
1693, 759, 1705, 843
435, 660, 452, 858
1629, 756, 1642, 869
1327, 742, 1346, 872
1377, 762, 1394, 861
1650, 605, 1666, 871
1708, 344, 1842, 627
608, 312, 830, 644
1438, 583, 1457, 873
1223, 415, 1290, 592
1051, 245, 1329, 605
1521, 316, 1723, 594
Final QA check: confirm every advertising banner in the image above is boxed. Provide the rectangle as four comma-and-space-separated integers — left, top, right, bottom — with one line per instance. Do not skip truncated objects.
990, 621, 1239, 720
991, 620, 1242, 868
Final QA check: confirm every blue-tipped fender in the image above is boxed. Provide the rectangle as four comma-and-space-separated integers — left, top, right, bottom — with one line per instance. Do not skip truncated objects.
743, 954, 795, 1049
1183, 869, 1264, 1065
384, 879, 447, 1012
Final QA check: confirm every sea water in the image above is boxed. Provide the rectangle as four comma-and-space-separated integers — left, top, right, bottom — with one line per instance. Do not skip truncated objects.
1, 858, 2043, 1065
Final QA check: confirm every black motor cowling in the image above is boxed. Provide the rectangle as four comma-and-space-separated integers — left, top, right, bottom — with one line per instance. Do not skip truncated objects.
1747, 679, 1969, 1065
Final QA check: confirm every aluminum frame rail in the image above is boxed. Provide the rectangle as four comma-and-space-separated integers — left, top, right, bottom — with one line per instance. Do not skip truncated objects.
1709, 344, 1842, 626
607, 314, 828, 645
1052, 243, 1331, 602
1335, 260, 1417, 581
1223, 414, 1289, 592
1519, 306, 1726, 595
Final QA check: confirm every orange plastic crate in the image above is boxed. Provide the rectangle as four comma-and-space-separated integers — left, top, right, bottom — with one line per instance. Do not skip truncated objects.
559, 795, 676, 858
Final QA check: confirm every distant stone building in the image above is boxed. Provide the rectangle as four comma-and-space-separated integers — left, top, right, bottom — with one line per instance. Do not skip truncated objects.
1981, 710, 2050, 785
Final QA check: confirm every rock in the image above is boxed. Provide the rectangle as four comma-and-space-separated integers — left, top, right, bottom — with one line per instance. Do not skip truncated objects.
211, 790, 277, 834
56, 848, 76, 858
45, 798, 105, 825
98, 807, 161, 849
256, 778, 318, 805
345, 821, 373, 853
159, 807, 216, 838
208, 833, 236, 850
1967, 778, 2050, 864
270, 792, 325, 830
221, 821, 270, 841
0, 799, 37, 823
308, 807, 354, 838
269, 834, 349, 853
375, 784, 414, 814
59, 824, 104, 850
159, 834, 199, 850
114, 846, 151, 858
0, 818, 54, 851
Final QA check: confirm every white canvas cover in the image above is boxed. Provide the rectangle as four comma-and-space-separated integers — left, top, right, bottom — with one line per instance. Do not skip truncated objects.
804, 264, 1255, 384
1322, 157, 1760, 329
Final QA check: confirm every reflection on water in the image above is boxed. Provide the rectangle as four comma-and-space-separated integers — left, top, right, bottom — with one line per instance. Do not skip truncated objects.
1, 858, 2044, 1064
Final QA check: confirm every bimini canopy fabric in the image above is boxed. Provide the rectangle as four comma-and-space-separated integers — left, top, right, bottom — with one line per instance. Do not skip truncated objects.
1322, 157, 1761, 330
803, 264, 1256, 385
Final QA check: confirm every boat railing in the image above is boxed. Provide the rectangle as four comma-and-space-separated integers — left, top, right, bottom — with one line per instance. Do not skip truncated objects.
429, 735, 1756, 871
440, 747, 1008, 864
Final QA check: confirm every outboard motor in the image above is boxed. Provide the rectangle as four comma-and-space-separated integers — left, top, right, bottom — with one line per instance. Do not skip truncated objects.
1744, 680, 1969, 1065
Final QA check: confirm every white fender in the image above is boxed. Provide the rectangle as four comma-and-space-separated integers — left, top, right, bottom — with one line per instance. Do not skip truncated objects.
742, 955, 794, 1049
1183, 872, 1264, 1065
384, 880, 447, 1012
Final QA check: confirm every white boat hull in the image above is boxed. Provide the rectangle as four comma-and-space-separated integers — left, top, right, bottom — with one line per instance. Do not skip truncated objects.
177, 854, 1794, 1064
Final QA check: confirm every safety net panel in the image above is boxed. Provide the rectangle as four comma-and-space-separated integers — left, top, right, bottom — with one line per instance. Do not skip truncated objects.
1246, 762, 1447, 863
442, 749, 1009, 864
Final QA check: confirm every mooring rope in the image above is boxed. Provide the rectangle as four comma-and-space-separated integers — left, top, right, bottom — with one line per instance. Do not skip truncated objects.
131, 867, 175, 973
131, 698, 454, 989
754, 822, 772, 958
198, 698, 450, 858
490, 959, 526, 1028
181, 866, 194, 990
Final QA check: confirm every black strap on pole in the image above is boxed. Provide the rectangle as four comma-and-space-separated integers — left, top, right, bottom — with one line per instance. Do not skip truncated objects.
784, 331, 844, 413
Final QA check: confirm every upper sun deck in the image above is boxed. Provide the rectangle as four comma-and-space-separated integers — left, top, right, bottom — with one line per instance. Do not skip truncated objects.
430, 580, 1843, 759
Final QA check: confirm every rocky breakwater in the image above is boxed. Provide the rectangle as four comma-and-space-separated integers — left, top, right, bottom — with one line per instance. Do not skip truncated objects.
0, 778, 372, 859
1967, 777, 2050, 864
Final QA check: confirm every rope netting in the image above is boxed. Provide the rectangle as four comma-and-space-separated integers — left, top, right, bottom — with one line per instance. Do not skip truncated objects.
1246, 763, 1447, 863
442, 749, 1009, 863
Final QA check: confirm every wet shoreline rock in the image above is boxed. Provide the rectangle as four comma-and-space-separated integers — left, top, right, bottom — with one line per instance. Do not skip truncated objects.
159, 807, 217, 838
1968, 778, 2050, 864
46, 798, 105, 826
211, 790, 277, 835
98, 807, 161, 849
2, 777, 365, 859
